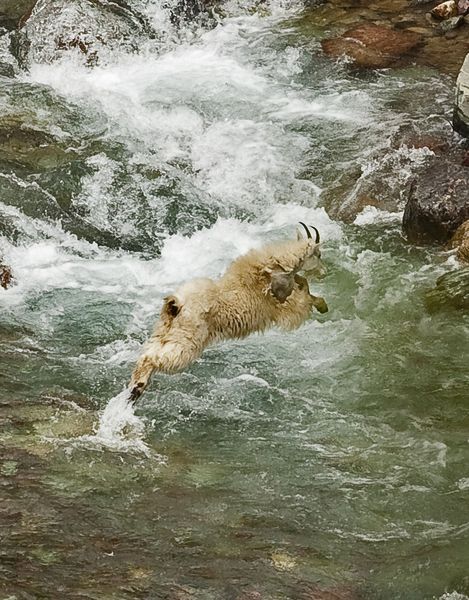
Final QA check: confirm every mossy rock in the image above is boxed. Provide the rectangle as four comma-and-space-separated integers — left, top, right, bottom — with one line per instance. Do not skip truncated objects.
425, 268, 469, 312
0, 115, 77, 170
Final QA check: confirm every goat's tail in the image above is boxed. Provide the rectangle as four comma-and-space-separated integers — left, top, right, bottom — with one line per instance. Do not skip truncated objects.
129, 354, 156, 402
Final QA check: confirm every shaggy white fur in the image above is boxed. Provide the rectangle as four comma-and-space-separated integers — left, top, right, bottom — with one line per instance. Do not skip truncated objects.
129, 225, 327, 400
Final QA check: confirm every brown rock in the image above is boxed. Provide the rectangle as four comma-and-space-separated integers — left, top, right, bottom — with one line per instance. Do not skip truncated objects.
393, 16, 419, 29
403, 153, 469, 244
405, 26, 435, 35
431, 0, 458, 19
417, 33, 469, 75
0, 262, 13, 289
449, 220, 469, 263
321, 24, 422, 69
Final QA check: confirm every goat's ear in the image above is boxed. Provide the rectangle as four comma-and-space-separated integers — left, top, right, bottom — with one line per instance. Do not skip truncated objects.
296, 227, 303, 241
162, 295, 181, 321
269, 271, 295, 303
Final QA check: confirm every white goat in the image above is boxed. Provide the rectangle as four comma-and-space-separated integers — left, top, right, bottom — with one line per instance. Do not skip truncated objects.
129, 223, 328, 400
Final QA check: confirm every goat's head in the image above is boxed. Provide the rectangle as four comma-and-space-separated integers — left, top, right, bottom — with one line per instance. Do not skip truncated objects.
297, 222, 326, 280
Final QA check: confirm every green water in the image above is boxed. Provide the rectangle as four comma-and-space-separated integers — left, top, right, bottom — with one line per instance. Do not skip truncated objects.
1, 1, 468, 598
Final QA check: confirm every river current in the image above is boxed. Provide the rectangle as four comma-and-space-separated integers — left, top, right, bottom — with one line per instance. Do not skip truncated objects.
1, 0, 469, 598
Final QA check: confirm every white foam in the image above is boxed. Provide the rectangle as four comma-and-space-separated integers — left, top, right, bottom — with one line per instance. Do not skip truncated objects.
354, 207, 403, 226
69, 389, 155, 457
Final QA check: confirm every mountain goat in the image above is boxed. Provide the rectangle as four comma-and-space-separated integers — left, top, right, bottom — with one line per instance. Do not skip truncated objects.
129, 223, 328, 401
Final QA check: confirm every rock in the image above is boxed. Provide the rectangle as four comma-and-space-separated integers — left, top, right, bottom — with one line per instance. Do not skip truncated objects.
0, 261, 13, 289
0, 115, 76, 170
0, 0, 36, 30
458, 0, 469, 14
431, 0, 458, 19
439, 14, 464, 31
0, 62, 15, 77
454, 53, 469, 138
405, 26, 435, 35
449, 219, 469, 263
425, 11, 439, 25
425, 268, 469, 312
19, 0, 152, 67
418, 31, 469, 74
321, 24, 422, 69
390, 127, 449, 153
403, 154, 469, 244
393, 16, 419, 29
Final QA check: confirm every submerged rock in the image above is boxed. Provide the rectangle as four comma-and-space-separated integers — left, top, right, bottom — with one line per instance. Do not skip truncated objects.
449, 219, 469, 263
402, 154, 469, 244
0, 115, 75, 170
321, 24, 422, 69
0, 62, 15, 77
425, 268, 469, 311
0, 261, 13, 289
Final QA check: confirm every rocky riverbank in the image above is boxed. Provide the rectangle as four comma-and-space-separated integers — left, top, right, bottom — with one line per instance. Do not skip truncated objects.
297, 0, 469, 76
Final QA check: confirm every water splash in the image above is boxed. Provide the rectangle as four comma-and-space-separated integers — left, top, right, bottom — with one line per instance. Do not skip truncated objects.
67, 389, 155, 457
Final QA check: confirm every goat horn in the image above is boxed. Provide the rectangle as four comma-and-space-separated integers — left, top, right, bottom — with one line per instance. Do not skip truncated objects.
299, 222, 311, 239
310, 225, 320, 244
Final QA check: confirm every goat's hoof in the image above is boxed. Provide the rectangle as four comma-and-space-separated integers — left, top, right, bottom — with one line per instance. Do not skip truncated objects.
315, 298, 328, 313
129, 382, 145, 402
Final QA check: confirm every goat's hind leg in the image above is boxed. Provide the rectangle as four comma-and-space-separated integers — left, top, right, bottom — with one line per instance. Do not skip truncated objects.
129, 354, 157, 401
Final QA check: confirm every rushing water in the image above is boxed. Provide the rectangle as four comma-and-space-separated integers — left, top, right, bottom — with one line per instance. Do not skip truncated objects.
1, 0, 469, 598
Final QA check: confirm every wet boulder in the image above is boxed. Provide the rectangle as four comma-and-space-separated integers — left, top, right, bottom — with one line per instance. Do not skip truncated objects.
18, 0, 152, 67
0, 115, 76, 170
0, 261, 13, 289
449, 219, 469, 263
430, 0, 458, 19
0, 0, 36, 30
439, 14, 464, 31
402, 153, 469, 244
321, 24, 422, 69
454, 53, 469, 138
425, 268, 469, 312
0, 62, 15, 78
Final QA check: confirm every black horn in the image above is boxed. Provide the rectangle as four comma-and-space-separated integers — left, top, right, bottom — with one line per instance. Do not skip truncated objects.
310, 225, 320, 244
299, 222, 320, 243
299, 222, 312, 239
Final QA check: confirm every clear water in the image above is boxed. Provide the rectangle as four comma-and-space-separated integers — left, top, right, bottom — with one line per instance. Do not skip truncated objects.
1, 0, 468, 598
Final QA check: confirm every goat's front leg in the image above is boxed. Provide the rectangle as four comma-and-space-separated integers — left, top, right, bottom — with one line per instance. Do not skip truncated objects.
310, 294, 328, 314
